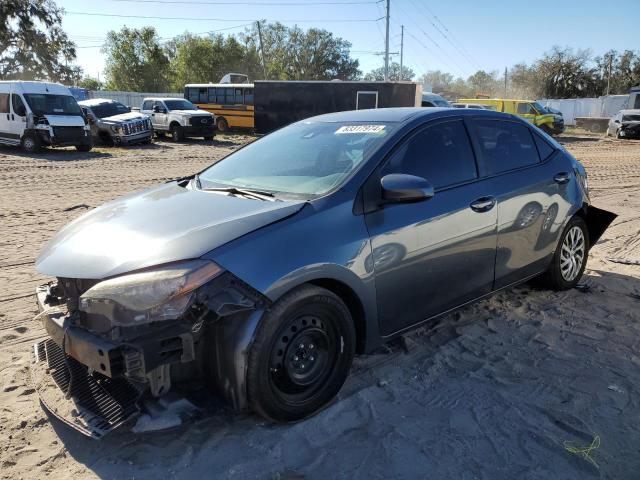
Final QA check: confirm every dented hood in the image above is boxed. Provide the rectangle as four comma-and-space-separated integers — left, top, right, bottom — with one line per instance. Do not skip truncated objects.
36, 182, 305, 279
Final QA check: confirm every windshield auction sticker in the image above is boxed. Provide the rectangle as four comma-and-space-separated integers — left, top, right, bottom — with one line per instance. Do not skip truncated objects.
335, 125, 385, 134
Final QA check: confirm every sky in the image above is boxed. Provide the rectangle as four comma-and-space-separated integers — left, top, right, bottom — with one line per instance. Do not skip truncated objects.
58, 0, 640, 83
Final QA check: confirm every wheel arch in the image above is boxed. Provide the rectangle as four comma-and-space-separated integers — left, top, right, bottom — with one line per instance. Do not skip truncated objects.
169, 120, 182, 130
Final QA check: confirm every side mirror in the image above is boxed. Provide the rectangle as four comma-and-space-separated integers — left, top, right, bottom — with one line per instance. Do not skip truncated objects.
380, 174, 434, 203
614, 119, 620, 123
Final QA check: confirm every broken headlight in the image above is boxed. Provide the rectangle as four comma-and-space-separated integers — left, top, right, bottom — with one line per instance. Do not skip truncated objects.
79, 260, 222, 326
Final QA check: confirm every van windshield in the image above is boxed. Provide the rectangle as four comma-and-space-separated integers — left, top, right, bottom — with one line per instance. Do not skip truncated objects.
23, 94, 81, 116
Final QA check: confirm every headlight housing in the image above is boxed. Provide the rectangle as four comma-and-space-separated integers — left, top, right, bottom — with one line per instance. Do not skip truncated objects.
79, 260, 222, 326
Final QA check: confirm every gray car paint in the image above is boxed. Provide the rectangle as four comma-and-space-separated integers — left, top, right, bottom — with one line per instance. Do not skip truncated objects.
36, 182, 305, 279
38, 108, 592, 352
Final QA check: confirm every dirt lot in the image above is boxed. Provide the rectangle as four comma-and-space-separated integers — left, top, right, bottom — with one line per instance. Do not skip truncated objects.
1, 132, 639, 479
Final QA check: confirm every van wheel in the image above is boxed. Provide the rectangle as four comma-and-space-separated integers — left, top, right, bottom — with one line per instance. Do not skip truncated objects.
171, 125, 184, 142
21, 133, 41, 153
539, 216, 589, 290
247, 285, 355, 422
216, 117, 228, 133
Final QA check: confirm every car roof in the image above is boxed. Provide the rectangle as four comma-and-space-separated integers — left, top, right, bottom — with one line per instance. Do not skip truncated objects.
143, 97, 185, 101
309, 107, 510, 124
78, 98, 118, 106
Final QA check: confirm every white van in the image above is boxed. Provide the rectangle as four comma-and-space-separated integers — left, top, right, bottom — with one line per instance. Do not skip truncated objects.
0, 81, 92, 152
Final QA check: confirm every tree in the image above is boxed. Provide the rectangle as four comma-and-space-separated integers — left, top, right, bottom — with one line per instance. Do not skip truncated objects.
466, 70, 500, 97
419, 70, 454, 92
77, 76, 103, 91
243, 22, 361, 81
167, 33, 261, 90
364, 62, 415, 81
0, 0, 81, 82
103, 27, 171, 92
534, 46, 600, 98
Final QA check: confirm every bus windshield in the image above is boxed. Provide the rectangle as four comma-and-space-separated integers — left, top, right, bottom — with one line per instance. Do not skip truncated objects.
24, 94, 82, 116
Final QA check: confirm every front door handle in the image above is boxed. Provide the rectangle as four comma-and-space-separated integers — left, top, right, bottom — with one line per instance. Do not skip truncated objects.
554, 172, 570, 184
470, 196, 496, 213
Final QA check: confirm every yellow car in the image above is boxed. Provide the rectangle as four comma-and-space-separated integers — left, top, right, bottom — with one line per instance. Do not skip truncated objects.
458, 98, 565, 135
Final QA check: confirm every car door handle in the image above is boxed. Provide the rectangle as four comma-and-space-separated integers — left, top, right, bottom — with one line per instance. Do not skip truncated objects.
554, 172, 570, 184
470, 196, 496, 213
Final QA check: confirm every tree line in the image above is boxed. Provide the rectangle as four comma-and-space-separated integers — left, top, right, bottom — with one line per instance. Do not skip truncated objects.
2, 1, 639, 99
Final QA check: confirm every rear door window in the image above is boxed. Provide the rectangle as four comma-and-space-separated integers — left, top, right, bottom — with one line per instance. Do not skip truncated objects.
381, 119, 478, 189
474, 119, 541, 175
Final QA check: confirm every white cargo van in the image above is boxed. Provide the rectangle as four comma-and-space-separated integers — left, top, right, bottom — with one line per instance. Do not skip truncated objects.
0, 81, 92, 152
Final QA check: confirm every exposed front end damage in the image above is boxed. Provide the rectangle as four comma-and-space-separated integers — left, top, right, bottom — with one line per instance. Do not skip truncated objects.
32, 269, 269, 439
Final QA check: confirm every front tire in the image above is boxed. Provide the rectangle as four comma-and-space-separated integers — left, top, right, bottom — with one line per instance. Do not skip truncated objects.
171, 124, 184, 142
540, 216, 589, 290
247, 285, 355, 422
21, 133, 41, 153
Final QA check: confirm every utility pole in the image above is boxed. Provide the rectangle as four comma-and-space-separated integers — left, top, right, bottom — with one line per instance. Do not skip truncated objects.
606, 54, 613, 96
504, 67, 507, 97
384, 0, 390, 81
399, 25, 404, 81
256, 21, 268, 80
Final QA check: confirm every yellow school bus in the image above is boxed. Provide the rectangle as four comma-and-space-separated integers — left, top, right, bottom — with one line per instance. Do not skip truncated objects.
184, 83, 254, 132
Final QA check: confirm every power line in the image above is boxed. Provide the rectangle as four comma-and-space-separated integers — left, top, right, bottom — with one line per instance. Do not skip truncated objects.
104, 0, 380, 4
65, 11, 382, 22
415, 2, 482, 71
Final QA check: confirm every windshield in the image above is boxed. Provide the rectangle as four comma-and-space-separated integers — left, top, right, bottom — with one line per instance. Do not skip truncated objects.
533, 102, 549, 114
165, 99, 197, 111
90, 101, 130, 118
199, 121, 396, 197
23, 94, 81, 116
622, 114, 640, 122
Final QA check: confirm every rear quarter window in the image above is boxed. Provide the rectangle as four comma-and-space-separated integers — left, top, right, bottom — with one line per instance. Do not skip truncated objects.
533, 132, 555, 161
474, 119, 541, 175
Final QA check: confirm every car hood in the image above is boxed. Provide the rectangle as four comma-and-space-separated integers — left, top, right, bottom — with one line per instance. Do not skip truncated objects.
44, 115, 86, 127
170, 110, 212, 117
36, 182, 306, 279
101, 112, 148, 123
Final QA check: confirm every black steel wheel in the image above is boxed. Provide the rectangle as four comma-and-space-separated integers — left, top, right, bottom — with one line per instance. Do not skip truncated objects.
247, 285, 355, 422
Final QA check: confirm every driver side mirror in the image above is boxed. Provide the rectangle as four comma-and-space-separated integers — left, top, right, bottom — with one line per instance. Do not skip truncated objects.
380, 174, 434, 203
614, 119, 620, 123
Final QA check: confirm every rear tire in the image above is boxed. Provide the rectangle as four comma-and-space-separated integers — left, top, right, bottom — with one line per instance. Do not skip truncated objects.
21, 133, 41, 153
247, 285, 355, 422
539, 216, 589, 290
171, 124, 184, 142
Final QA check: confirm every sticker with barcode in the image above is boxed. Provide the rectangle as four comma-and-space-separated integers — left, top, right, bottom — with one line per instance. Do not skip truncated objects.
335, 125, 385, 134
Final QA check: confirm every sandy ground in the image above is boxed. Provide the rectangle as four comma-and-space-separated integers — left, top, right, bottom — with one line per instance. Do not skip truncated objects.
1, 131, 639, 479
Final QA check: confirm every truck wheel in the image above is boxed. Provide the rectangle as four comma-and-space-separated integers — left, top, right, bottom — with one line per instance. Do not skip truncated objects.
21, 133, 41, 153
76, 144, 93, 152
216, 117, 228, 133
171, 125, 184, 142
247, 285, 355, 422
539, 216, 589, 291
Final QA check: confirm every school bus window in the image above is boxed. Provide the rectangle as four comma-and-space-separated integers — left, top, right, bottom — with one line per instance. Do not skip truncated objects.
245, 88, 254, 105
198, 88, 208, 103
224, 88, 234, 104
186, 88, 198, 103
215, 88, 225, 104
235, 88, 244, 104
208, 88, 216, 103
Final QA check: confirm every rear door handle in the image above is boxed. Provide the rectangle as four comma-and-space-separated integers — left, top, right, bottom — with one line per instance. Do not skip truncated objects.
554, 172, 570, 184
470, 196, 496, 213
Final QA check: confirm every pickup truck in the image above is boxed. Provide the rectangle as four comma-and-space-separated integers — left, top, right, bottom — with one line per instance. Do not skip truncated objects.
140, 97, 215, 141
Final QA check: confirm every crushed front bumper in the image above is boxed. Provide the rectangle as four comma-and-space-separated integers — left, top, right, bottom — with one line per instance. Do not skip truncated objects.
32, 338, 142, 439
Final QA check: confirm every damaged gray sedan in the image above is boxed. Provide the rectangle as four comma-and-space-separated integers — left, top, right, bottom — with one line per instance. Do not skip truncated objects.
33, 108, 616, 438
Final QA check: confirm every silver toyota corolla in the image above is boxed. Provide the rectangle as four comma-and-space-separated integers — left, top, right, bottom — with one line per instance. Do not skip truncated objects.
32, 108, 616, 438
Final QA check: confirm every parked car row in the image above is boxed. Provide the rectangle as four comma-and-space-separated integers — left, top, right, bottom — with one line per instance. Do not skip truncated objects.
0, 81, 217, 153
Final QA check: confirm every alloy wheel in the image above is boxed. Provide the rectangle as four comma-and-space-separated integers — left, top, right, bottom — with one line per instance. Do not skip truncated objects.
560, 225, 585, 281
